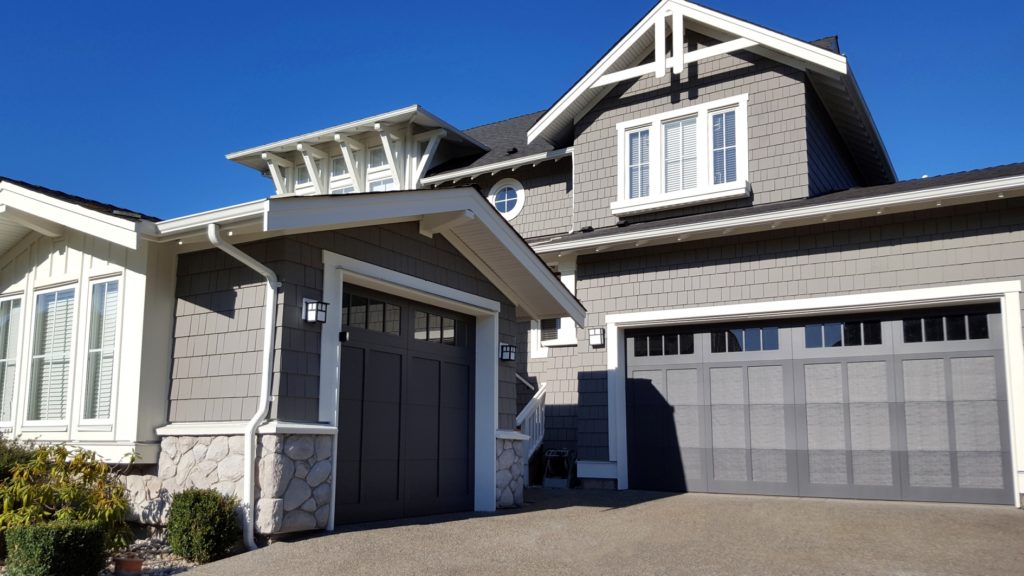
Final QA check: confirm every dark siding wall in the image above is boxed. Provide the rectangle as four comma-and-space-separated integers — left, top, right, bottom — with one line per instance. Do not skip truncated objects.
806, 86, 862, 196
527, 199, 1024, 461
170, 221, 520, 428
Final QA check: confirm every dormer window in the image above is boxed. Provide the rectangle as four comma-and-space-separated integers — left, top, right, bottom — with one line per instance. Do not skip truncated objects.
330, 157, 348, 178
367, 147, 387, 169
613, 94, 749, 216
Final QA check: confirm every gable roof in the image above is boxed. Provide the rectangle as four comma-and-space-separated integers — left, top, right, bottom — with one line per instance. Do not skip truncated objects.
525, 0, 895, 185
529, 162, 1024, 255
0, 176, 159, 222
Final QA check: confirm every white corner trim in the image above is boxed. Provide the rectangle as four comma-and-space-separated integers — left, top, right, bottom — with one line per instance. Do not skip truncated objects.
604, 280, 1024, 496
257, 421, 338, 435
496, 429, 530, 441
155, 421, 248, 436
577, 460, 619, 479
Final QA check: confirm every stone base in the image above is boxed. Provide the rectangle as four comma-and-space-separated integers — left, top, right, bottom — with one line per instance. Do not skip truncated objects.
124, 432, 334, 536
495, 436, 525, 509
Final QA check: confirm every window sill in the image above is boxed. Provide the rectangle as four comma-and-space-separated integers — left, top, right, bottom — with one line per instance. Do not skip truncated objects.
77, 423, 113, 432
541, 337, 577, 347
20, 424, 68, 433
611, 183, 748, 217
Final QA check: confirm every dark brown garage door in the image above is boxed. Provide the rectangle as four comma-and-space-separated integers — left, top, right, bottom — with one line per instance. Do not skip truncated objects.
335, 286, 474, 524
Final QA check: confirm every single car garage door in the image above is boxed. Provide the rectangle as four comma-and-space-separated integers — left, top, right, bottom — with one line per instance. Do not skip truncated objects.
626, 305, 1013, 504
335, 286, 475, 524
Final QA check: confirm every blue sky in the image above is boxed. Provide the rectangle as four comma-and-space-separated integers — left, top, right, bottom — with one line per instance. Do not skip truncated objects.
1, 0, 1020, 219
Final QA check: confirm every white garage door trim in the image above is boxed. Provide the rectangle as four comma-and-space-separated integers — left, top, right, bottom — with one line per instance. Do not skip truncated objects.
602, 281, 1024, 507
321, 250, 502, 530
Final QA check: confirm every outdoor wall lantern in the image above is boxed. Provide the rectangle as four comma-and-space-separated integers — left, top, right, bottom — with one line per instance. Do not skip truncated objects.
499, 343, 517, 362
589, 327, 606, 347
303, 299, 329, 324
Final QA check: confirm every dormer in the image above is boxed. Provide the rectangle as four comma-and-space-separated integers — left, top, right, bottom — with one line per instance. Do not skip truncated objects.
227, 105, 489, 195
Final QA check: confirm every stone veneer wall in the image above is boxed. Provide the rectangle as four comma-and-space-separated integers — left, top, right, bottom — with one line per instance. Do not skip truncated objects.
125, 433, 333, 535
254, 434, 333, 534
495, 437, 525, 509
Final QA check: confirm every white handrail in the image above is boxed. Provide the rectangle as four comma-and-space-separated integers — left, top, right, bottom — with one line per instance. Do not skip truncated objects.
515, 372, 537, 392
515, 382, 547, 461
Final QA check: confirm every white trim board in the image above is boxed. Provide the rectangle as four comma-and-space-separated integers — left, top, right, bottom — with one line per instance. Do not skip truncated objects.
595, 281, 1024, 508
319, 249, 500, 514
0, 182, 140, 249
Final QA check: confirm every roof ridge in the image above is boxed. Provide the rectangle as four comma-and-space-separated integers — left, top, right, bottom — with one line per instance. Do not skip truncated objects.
464, 109, 548, 132
0, 175, 161, 222
887, 161, 1024, 187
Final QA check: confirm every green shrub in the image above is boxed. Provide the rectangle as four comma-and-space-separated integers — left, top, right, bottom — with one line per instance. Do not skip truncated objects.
0, 435, 34, 484
4, 520, 106, 576
167, 488, 241, 563
0, 444, 130, 550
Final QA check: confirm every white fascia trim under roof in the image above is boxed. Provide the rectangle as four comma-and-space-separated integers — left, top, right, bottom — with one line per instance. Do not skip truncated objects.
152, 198, 266, 238
262, 188, 585, 325
0, 180, 141, 249
226, 104, 489, 161
533, 174, 1024, 254
526, 0, 848, 145
421, 147, 573, 185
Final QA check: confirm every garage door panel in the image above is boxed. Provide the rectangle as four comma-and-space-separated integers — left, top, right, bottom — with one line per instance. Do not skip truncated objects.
904, 402, 950, 451
954, 401, 1001, 451
951, 357, 998, 400
848, 361, 889, 403
956, 452, 1005, 489
902, 359, 947, 401
666, 368, 701, 405
365, 349, 403, 403
851, 451, 895, 486
362, 401, 402, 457
907, 451, 953, 488
406, 357, 440, 407
751, 449, 788, 483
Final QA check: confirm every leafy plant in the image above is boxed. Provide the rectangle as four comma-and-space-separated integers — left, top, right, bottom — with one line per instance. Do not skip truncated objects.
0, 434, 34, 484
4, 520, 107, 576
166, 488, 241, 563
0, 444, 131, 550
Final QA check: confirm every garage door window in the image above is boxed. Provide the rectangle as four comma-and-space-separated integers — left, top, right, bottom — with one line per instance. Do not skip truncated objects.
342, 293, 401, 336
414, 310, 467, 347
805, 320, 882, 348
634, 332, 694, 357
903, 313, 988, 343
710, 326, 778, 353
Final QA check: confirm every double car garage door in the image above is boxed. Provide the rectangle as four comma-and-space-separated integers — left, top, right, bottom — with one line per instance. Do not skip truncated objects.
627, 306, 1013, 504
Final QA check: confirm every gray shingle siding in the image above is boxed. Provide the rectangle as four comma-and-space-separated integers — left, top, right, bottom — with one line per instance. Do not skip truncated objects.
806, 85, 861, 195
573, 34, 809, 230
526, 199, 1024, 461
169, 221, 520, 429
471, 161, 573, 239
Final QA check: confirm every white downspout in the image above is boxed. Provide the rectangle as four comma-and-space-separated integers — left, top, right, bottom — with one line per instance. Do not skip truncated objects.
207, 223, 280, 550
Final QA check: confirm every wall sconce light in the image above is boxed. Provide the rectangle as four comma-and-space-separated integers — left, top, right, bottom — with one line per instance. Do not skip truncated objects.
303, 298, 329, 324
589, 327, 606, 347
499, 343, 517, 362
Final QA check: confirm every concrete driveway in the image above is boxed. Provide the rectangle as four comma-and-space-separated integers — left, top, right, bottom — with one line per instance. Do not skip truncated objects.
192, 489, 1024, 576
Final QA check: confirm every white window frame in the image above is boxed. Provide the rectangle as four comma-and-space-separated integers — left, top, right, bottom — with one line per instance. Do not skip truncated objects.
0, 295, 23, 428
488, 178, 525, 220
79, 276, 122, 425
368, 177, 396, 192
23, 284, 77, 429
293, 159, 326, 196
329, 154, 357, 194
530, 258, 577, 357
612, 94, 749, 216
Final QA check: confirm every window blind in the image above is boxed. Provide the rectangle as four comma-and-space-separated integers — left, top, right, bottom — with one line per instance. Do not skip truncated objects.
664, 117, 697, 194
0, 299, 22, 422
712, 110, 737, 185
28, 289, 75, 421
628, 129, 650, 199
84, 281, 118, 420
540, 318, 560, 341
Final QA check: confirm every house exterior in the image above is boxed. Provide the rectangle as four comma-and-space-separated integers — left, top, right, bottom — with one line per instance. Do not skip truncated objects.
1, 0, 1023, 544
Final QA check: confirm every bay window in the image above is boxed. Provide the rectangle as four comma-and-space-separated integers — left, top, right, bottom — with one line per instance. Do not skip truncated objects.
613, 94, 748, 216
28, 288, 75, 422
83, 280, 119, 420
0, 298, 21, 423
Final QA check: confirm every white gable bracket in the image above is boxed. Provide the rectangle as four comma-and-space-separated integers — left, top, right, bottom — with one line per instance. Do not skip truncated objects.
419, 209, 475, 238
334, 134, 364, 193
414, 132, 445, 188
262, 152, 293, 196
296, 144, 327, 195
376, 126, 404, 189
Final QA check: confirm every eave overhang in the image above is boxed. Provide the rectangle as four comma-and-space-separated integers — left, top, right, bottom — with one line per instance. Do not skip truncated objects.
531, 173, 1024, 257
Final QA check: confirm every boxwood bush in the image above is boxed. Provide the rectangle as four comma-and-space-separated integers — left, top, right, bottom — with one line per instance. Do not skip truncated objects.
167, 488, 241, 563
4, 520, 107, 576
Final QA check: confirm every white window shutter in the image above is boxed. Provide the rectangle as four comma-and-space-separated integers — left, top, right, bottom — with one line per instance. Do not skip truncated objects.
85, 281, 118, 420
